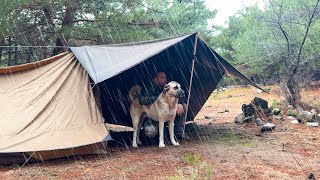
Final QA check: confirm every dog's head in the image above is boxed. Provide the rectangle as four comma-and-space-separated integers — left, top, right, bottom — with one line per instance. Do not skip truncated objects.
163, 81, 185, 98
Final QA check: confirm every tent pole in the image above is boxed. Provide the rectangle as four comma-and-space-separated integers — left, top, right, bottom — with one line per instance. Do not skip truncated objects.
183, 32, 199, 132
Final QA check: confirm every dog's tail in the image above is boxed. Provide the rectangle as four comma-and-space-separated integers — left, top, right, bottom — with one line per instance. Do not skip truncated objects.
129, 85, 141, 101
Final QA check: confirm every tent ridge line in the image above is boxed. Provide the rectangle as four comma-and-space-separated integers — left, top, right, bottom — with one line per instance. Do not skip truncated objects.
0, 52, 72, 75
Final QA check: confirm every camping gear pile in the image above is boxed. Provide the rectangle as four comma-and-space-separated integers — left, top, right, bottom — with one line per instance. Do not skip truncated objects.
234, 97, 276, 132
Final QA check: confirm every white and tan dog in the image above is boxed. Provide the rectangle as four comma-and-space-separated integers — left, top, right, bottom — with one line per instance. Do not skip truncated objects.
129, 81, 185, 148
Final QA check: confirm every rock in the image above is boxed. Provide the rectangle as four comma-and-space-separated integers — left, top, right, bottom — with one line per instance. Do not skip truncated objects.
272, 108, 281, 115
252, 97, 268, 110
307, 122, 319, 127
244, 115, 255, 123
297, 111, 314, 122
287, 109, 299, 117
261, 123, 276, 132
256, 89, 263, 94
287, 116, 297, 121
296, 105, 304, 112
273, 115, 283, 121
204, 115, 215, 119
291, 120, 299, 124
255, 118, 266, 126
311, 109, 317, 115
316, 114, 320, 121
308, 173, 316, 180
234, 113, 245, 124
288, 105, 294, 109
225, 109, 229, 112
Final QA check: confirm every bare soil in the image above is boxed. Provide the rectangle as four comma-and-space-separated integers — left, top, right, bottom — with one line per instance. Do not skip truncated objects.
1, 86, 320, 180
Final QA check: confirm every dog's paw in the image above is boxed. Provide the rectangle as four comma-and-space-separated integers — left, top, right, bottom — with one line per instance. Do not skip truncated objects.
172, 141, 180, 146
159, 143, 165, 148
132, 143, 138, 148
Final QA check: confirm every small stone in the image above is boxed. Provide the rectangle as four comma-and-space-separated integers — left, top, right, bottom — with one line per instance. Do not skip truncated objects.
287, 116, 297, 120
261, 123, 276, 132
288, 105, 294, 109
234, 113, 245, 124
311, 109, 317, 115
273, 115, 283, 121
307, 122, 319, 127
255, 118, 266, 126
296, 106, 304, 112
291, 120, 299, 124
297, 111, 314, 122
256, 89, 262, 94
225, 109, 229, 112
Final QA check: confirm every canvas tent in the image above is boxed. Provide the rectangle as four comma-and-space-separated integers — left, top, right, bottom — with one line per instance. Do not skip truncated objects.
0, 32, 262, 165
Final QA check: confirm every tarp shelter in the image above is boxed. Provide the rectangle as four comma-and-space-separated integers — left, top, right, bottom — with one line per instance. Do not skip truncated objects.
0, 32, 262, 165
70, 33, 262, 126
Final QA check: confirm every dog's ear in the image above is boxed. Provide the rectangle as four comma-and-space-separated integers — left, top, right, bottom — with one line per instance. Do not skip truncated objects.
163, 84, 170, 92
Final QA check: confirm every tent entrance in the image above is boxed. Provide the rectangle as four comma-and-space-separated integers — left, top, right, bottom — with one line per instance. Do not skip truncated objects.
96, 35, 224, 126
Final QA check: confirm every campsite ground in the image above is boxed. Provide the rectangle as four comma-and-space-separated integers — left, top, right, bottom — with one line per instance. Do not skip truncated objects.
1, 85, 320, 179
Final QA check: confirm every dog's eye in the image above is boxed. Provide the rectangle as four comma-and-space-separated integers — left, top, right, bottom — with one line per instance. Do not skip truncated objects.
174, 86, 178, 89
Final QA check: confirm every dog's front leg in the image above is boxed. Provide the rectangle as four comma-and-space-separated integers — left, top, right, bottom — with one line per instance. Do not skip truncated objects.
159, 120, 165, 148
132, 116, 140, 148
169, 120, 179, 146
133, 130, 138, 148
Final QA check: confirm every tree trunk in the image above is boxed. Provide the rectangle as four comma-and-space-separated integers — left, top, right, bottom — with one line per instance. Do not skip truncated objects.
7, 36, 12, 66
284, 75, 301, 107
45, 1, 79, 56
43, 6, 66, 56
26, 47, 33, 63
14, 44, 18, 65
51, 38, 65, 56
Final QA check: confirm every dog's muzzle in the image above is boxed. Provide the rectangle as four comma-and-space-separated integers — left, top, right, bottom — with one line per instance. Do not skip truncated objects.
175, 89, 185, 98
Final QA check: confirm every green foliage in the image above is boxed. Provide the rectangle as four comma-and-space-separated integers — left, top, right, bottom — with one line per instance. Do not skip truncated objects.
182, 152, 201, 166
272, 99, 281, 109
209, 0, 320, 82
169, 153, 212, 180
0, 0, 216, 65
287, 109, 298, 117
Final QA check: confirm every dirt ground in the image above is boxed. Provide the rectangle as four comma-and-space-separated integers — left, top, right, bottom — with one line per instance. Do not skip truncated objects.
1, 86, 320, 180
